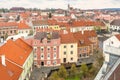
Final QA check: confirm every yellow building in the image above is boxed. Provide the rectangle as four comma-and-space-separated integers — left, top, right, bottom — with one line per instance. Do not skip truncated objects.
49, 25, 61, 30
60, 33, 78, 63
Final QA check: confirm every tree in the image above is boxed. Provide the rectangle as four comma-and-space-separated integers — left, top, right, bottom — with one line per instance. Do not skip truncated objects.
58, 65, 67, 79
70, 64, 77, 78
28, 30, 33, 36
49, 71, 60, 80
4, 33, 8, 40
48, 12, 52, 18
80, 63, 88, 78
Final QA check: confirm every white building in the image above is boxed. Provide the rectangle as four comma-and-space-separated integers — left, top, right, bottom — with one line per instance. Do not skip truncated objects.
95, 34, 120, 80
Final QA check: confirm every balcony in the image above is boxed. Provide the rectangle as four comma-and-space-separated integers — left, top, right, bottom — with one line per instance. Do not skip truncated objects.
104, 45, 120, 56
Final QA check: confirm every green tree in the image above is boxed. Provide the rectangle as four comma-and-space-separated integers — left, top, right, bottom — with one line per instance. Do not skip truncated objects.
80, 63, 88, 78
4, 33, 8, 40
28, 30, 33, 36
48, 12, 52, 18
58, 65, 67, 79
49, 71, 60, 80
70, 64, 77, 78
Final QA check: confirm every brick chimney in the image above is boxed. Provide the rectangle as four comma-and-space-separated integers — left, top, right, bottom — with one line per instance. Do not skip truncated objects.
1, 55, 6, 66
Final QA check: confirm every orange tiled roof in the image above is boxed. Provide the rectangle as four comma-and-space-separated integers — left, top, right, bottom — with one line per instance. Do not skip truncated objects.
0, 22, 18, 27
0, 59, 22, 80
73, 31, 93, 47
0, 38, 33, 66
115, 34, 120, 41
60, 33, 77, 44
60, 30, 96, 46
18, 21, 30, 29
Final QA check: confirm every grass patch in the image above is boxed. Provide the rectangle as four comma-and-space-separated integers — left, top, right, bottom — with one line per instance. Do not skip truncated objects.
65, 76, 80, 80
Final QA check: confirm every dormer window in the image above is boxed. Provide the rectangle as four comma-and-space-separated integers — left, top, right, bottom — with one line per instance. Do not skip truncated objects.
80, 40, 84, 44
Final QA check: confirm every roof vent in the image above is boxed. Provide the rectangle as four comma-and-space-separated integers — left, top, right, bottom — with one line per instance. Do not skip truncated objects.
8, 70, 14, 77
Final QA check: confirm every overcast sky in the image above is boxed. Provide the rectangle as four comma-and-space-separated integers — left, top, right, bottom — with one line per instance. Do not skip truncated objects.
0, 0, 120, 9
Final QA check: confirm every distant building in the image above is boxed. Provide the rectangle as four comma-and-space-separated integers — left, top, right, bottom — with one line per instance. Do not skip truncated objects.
0, 22, 18, 40
10, 7, 25, 12
110, 19, 120, 31
0, 38, 33, 80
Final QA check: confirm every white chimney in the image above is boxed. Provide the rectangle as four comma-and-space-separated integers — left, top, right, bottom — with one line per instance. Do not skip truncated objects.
63, 30, 68, 34
82, 30, 84, 35
1, 55, 6, 66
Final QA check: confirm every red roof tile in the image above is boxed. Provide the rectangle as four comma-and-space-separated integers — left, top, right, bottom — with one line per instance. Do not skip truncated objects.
0, 38, 33, 66
0, 59, 22, 80
115, 34, 120, 41
0, 22, 18, 28
18, 21, 30, 29
60, 33, 77, 44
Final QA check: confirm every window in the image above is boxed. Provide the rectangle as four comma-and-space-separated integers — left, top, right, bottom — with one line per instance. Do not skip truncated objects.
34, 54, 37, 59
71, 57, 73, 61
34, 41, 36, 45
26, 31, 28, 33
80, 54, 82, 57
71, 45, 73, 48
10, 31, 12, 34
83, 53, 86, 57
41, 54, 44, 59
54, 53, 56, 59
47, 48, 50, 51
41, 48, 44, 52
54, 47, 56, 51
64, 45, 66, 48
63, 58, 66, 63
34, 61, 37, 65
64, 51, 66, 55
47, 61, 50, 65
34, 48, 37, 53
47, 53, 50, 59
111, 41, 113, 44
70, 51, 73, 54
53, 61, 56, 65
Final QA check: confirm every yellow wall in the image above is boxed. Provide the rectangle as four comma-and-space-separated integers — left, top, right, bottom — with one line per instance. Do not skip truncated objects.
49, 25, 61, 30
60, 43, 78, 63
19, 51, 34, 80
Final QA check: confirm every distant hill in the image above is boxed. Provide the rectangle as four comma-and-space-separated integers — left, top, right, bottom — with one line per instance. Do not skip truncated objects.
101, 8, 120, 11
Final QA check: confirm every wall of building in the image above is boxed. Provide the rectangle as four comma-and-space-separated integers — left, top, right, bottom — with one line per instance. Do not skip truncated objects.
19, 51, 34, 80
60, 43, 78, 63
33, 38, 61, 67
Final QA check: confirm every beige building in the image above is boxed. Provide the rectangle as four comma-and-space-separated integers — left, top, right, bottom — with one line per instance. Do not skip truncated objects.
60, 33, 78, 63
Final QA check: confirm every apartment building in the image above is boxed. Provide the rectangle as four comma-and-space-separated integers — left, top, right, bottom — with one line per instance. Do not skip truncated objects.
32, 32, 61, 67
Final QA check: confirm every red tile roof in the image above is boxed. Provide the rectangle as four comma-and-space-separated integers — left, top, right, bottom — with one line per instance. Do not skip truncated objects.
18, 21, 30, 29
73, 31, 93, 47
0, 22, 18, 28
60, 33, 77, 44
0, 38, 33, 66
0, 59, 22, 80
60, 30, 96, 46
115, 34, 120, 41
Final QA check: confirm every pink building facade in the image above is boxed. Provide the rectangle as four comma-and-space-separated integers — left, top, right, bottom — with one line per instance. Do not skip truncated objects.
33, 32, 61, 67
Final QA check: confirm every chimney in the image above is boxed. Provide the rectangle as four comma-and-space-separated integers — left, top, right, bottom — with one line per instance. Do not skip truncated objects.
63, 30, 68, 34
82, 30, 84, 35
1, 55, 6, 66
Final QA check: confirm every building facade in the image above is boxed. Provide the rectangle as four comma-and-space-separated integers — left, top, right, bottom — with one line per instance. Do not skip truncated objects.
33, 32, 61, 67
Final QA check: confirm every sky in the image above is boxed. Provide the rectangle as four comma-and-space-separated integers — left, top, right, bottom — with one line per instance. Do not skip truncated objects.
0, 0, 120, 9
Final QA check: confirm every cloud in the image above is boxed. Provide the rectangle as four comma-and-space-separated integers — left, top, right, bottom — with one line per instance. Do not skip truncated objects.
0, 0, 120, 9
